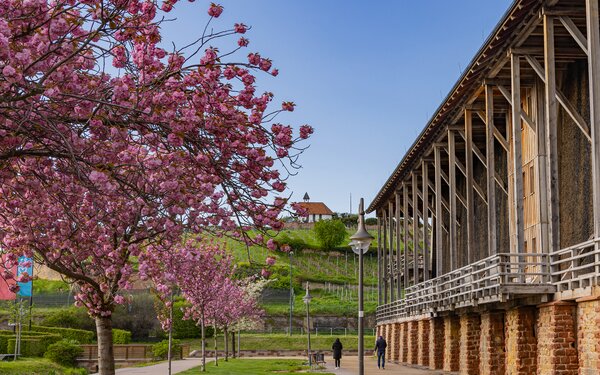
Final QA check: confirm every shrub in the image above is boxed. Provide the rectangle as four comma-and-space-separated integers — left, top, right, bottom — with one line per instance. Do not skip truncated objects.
44, 339, 83, 367
30, 325, 95, 344
313, 219, 347, 250
170, 301, 214, 339
112, 293, 163, 341
365, 217, 377, 226
276, 233, 307, 251
151, 339, 182, 360
112, 329, 131, 344
7, 333, 61, 356
41, 308, 95, 331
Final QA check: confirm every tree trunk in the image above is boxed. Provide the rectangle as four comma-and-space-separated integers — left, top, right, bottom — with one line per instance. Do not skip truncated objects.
95, 316, 115, 375
224, 326, 229, 361
214, 324, 218, 366
231, 331, 236, 358
200, 312, 206, 372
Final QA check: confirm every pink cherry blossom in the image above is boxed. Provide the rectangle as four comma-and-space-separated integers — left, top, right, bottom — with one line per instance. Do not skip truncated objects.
282, 101, 295, 111
234, 23, 247, 33
208, 3, 223, 17
238, 37, 249, 47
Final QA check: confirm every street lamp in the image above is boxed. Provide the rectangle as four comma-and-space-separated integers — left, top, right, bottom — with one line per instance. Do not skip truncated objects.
289, 250, 294, 336
303, 282, 313, 367
349, 198, 374, 375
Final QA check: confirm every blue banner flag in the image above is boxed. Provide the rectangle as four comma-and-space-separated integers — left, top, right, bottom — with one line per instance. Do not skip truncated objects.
17, 256, 33, 298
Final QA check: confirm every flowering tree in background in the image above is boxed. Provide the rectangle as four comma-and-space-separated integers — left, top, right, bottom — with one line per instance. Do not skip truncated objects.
0, 1, 312, 374
144, 240, 244, 372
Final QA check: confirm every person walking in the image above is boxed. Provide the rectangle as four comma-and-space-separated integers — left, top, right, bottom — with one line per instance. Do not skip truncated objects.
332, 338, 343, 369
374, 335, 387, 369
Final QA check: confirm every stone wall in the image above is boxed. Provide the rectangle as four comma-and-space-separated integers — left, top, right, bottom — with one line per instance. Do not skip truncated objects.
443, 315, 460, 372
429, 317, 444, 369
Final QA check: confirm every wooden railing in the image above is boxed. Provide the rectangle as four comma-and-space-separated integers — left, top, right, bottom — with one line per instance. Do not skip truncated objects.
551, 239, 600, 293
376, 252, 553, 323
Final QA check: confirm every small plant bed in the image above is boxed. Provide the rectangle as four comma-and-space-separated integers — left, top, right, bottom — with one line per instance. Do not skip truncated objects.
178, 358, 334, 374
184, 333, 375, 352
0, 357, 86, 375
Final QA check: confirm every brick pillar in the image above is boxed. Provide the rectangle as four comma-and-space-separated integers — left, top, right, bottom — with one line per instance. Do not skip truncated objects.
400, 321, 408, 363
480, 311, 505, 375
505, 306, 537, 375
407, 320, 419, 364
391, 323, 400, 362
536, 301, 577, 375
429, 317, 444, 369
459, 314, 481, 375
443, 315, 460, 372
385, 324, 392, 360
417, 319, 430, 366
576, 295, 600, 374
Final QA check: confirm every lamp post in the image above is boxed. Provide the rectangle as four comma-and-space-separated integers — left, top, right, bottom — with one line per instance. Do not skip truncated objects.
303, 282, 313, 367
349, 198, 374, 375
289, 250, 294, 336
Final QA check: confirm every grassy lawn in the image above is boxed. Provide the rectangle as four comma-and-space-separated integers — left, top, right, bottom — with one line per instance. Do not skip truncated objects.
0, 357, 86, 375
185, 333, 376, 352
178, 358, 333, 374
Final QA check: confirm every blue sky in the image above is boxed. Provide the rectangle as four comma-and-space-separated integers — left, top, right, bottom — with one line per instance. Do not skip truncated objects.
161, 1, 513, 214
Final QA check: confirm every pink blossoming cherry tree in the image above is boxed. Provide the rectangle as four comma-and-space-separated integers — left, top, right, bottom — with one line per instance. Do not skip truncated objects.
0, 1, 312, 374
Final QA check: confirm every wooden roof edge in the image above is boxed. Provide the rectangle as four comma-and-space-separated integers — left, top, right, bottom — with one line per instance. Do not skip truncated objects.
367, 0, 542, 214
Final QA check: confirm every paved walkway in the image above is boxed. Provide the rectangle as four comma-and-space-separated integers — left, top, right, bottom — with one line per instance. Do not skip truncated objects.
97, 356, 449, 375
322, 356, 448, 375
92, 358, 205, 374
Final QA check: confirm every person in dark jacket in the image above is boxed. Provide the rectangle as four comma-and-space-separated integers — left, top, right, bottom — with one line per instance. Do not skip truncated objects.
332, 338, 343, 369
374, 335, 387, 369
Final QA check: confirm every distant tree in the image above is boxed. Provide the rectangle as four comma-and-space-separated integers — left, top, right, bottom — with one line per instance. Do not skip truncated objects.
313, 220, 347, 250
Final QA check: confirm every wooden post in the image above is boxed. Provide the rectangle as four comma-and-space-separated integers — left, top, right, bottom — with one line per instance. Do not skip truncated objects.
412, 172, 420, 284
465, 109, 475, 263
587, 0, 600, 238
377, 215, 383, 305
381, 212, 391, 304
395, 191, 403, 298
422, 161, 430, 280
544, 14, 560, 254
434, 146, 443, 275
448, 130, 458, 270
403, 182, 410, 288
485, 85, 497, 256
535, 79, 550, 257
511, 53, 526, 276
388, 202, 395, 301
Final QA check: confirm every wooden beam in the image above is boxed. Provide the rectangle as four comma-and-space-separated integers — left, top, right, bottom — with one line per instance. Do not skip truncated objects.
510, 53, 526, 258
559, 16, 589, 55
448, 130, 458, 269
388, 201, 395, 301
465, 109, 476, 263
524, 54, 591, 141
456, 129, 487, 168
422, 161, 430, 281
544, 14, 561, 253
486, 85, 497, 256
586, 0, 600, 237
497, 84, 537, 131
377, 216, 382, 305
434, 146, 443, 276
395, 191, 402, 299
403, 182, 410, 290
535, 79, 550, 260
412, 173, 420, 285
382, 212, 391, 304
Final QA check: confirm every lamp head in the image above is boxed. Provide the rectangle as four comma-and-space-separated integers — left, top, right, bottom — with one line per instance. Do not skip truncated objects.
303, 282, 312, 304
349, 198, 374, 255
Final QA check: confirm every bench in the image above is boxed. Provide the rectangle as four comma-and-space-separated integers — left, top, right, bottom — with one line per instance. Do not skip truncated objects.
311, 352, 326, 365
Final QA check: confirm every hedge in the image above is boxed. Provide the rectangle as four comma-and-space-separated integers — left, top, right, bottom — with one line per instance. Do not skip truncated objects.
6, 333, 61, 356
29, 325, 95, 344
112, 329, 131, 344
